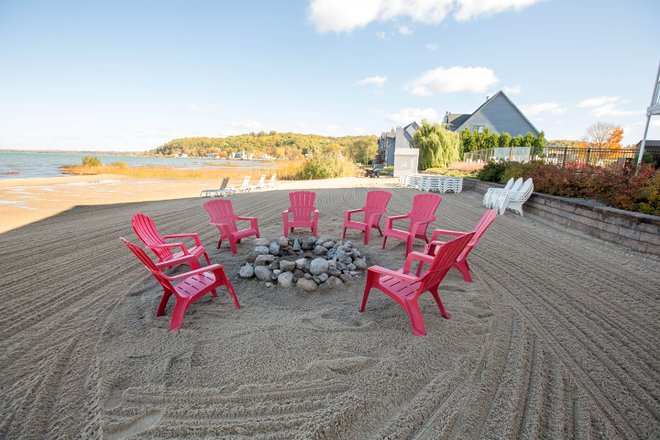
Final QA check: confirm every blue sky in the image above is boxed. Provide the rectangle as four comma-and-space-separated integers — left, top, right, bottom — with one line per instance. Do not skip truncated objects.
0, 0, 659, 151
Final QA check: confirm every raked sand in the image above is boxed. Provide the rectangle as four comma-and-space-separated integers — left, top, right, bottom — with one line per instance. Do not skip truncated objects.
0, 176, 658, 439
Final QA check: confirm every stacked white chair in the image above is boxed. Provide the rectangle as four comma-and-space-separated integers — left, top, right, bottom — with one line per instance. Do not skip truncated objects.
483, 178, 514, 207
497, 178, 534, 215
487, 178, 522, 208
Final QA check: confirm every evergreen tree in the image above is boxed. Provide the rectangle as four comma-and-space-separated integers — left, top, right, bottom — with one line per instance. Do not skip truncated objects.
412, 120, 461, 170
523, 132, 536, 147
499, 132, 512, 147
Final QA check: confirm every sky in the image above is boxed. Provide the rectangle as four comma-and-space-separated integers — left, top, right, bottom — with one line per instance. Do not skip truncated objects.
0, 0, 659, 152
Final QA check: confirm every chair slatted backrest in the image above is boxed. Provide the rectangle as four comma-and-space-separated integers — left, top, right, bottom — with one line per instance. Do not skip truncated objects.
519, 178, 534, 198
407, 193, 442, 230
120, 238, 175, 293
289, 191, 317, 221
469, 209, 497, 248
219, 177, 230, 190
268, 173, 277, 185
204, 199, 238, 234
363, 190, 392, 223
132, 213, 173, 261
510, 178, 524, 192
240, 176, 251, 188
502, 178, 514, 190
419, 232, 475, 292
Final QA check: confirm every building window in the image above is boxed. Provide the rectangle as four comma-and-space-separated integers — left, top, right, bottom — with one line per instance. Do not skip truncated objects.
474, 125, 485, 133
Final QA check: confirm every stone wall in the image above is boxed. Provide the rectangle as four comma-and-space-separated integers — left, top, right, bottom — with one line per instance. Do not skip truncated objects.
464, 179, 660, 256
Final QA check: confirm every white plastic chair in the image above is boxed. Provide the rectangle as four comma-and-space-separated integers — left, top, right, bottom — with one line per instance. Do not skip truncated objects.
497, 178, 534, 215
488, 178, 523, 209
483, 178, 513, 207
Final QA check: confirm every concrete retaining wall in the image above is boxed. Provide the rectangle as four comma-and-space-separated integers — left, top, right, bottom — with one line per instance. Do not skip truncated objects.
464, 179, 660, 256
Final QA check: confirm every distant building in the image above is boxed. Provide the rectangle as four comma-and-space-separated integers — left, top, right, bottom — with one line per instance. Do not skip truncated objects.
443, 90, 539, 137
377, 121, 419, 166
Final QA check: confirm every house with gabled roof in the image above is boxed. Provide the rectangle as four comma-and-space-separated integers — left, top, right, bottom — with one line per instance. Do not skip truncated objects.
443, 90, 539, 137
377, 121, 419, 166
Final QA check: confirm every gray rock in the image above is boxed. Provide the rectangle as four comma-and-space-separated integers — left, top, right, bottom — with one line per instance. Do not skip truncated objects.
309, 257, 329, 275
294, 269, 305, 278
301, 241, 312, 251
296, 278, 318, 292
313, 245, 327, 256
336, 262, 346, 271
328, 268, 342, 277
346, 263, 356, 271
254, 266, 272, 281
273, 269, 282, 276
295, 258, 308, 269
292, 238, 302, 251
340, 273, 353, 283
246, 252, 258, 263
317, 273, 329, 283
279, 260, 296, 272
265, 282, 273, 288
278, 236, 289, 248
238, 264, 254, 278
322, 240, 335, 249
268, 242, 281, 255
324, 276, 343, 288
307, 236, 318, 245
303, 273, 313, 279
277, 271, 294, 287
354, 258, 368, 270
327, 260, 337, 269
254, 245, 270, 255
335, 249, 352, 264
269, 261, 279, 270
312, 276, 322, 285
254, 237, 271, 246
351, 250, 363, 259
326, 249, 335, 259
255, 254, 275, 266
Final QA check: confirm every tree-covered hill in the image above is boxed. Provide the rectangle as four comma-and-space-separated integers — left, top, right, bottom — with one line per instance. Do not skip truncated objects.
151, 131, 377, 161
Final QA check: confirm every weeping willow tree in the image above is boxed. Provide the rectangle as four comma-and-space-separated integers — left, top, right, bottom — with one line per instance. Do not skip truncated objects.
412, 120, 461, 170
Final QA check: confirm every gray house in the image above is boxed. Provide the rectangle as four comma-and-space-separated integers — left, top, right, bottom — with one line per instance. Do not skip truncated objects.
377, 121, 419, 166
443, 91, 539, 137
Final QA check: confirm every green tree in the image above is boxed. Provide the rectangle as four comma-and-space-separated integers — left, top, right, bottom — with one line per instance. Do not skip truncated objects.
412, 120, 461, 170
523, 132, 536, 147
511, 135, 524, 147
348, 138, 377, 164
498, 132, 512, 147
460, 128, 474, 157
532, 131, 547, 156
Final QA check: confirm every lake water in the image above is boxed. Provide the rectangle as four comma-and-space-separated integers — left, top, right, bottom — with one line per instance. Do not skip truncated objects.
0, 151, 266, 179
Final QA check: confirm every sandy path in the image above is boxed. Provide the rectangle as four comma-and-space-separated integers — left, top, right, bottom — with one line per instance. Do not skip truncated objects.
0, 181, 658, 439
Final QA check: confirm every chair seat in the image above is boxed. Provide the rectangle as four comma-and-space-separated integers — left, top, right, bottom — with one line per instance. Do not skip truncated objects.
379, 274, 421, 300
174, 271, 217, 299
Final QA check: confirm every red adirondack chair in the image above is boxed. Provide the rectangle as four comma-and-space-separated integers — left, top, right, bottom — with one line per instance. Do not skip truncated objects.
360, 232, 474, 336
120, 238, 240, 331
203, 199, 260, 254
422, 209, 497, 282
132, 213, 211, 270
282, 191, 319, 237
343, 190, 392, 245
381, 193, 442, 255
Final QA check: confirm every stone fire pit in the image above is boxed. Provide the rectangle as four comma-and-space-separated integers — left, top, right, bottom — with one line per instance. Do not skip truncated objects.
238, 236, 368, 291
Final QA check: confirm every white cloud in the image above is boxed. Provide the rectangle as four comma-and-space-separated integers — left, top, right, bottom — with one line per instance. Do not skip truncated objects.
376, 31, 387, 39
577, 96, 619, 108
425, 42, 439, 51
308, 0, 540, 33
382, 107, 438, 124
190, 104, 207, 113
408, 66, 498, 95
590, 105, 638, 118
398, 25, 412, 35
520, 102, 566, 116
454, 0, 542, 21
503, 84, 521, 95
357, 75, 388, 87
230, 120, 262, 131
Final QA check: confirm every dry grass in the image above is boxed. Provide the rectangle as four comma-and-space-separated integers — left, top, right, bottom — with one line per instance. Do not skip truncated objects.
425, 161, 484, 178
60, 164, 272, 181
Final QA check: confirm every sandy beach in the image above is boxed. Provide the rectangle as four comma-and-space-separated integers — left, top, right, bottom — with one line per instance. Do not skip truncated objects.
0, 176, 658, 439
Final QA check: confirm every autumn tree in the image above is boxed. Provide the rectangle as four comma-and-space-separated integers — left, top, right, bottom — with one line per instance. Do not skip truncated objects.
586, 122, 620, 148
348, 138, 377, 164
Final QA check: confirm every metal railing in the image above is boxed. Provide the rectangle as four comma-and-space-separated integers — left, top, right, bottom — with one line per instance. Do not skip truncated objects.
464, 146, 660, 169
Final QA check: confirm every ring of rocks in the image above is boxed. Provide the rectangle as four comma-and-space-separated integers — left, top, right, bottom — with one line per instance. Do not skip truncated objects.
238, 236, 368, 292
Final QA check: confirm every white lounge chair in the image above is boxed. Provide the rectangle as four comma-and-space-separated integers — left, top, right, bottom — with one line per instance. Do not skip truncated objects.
489, 177, 523, 209
252, 174, 267, 191
200, 177, 233, 197
234, 176, 252, 193
497, 178, 534, 215
266, 173, 277, 189
482, 178, 513, 207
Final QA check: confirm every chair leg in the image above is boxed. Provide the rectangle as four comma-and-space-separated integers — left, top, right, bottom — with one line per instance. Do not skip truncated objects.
157, 289, 172, 316
219, 270, 240, 309
189, 258, 202, 270
454, 260, 472, 282
342, 227, 347, 239
203, 252, 211, 265
429, 286, 450, 319
359, 271, 377, 312
217, 238, 222, 249
381, 236, 388, 249
403, 300, 427, 336
405, 237, 413, 255
210, 288, 218, 298
376, 225, 383, 236
364, 228, 370, 245
229, 237, 238, 255
169, 299, 190, 331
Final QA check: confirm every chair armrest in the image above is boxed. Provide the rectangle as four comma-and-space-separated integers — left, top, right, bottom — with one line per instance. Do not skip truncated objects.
163, 233, 202, 246
236, 216, 259, 229
344, 208, 364, 221
385, 214, 408, 228
430, 228, 466, 242
209, 221, 232, 234
148, 242, 188, 255
164, 264, 224, 280
404, 251, 434, 273
368, 266, 419, 283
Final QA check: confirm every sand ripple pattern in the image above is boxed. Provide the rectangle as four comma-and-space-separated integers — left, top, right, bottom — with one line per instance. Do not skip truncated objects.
0, 187, 658, 439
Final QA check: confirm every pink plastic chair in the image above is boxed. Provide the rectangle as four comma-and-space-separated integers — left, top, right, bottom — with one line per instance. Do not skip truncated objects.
203, 199, 260, 254
120, 238, 239, 331
422, 209, 497, 282
343, 190, 392, 245
132, 213, 211, 270
282, 191, 319, 237
360, 232, 474, 336
382, 193, 442, 255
